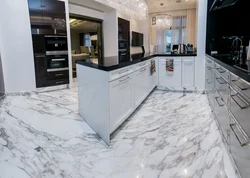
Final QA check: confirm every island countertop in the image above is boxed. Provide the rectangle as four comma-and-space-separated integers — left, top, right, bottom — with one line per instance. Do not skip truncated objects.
76, 52, 197, 72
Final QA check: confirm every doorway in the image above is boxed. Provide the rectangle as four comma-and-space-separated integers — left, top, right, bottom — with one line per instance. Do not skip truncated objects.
69, 14, 103, 78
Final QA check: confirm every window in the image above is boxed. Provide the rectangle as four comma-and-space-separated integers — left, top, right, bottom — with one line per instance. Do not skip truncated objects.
166, 30, 172, 52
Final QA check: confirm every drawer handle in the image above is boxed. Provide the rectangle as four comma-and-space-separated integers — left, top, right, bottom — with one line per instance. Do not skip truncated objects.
56, 81, 64, 84
55, 74, 64, 76
230, 123, 249, 147
206, 79, 212, 84
232, 79, 250, 91
207, 60, 212, 63
139, 62, 146, 66
215, 96, 224, 107
228, 110, 249, 147
35, 55, 45, 58
140, 68, 146, 72
216, 68, 226, 73
216, 77, 226, 85
119, 77, 130, 83
118, 69, 129, 74
231, 94, 249, 109
207, 66, 212, 70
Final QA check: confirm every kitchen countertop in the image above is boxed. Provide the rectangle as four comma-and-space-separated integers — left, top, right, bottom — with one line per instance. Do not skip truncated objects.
206, 54, 250, 83
76, 52, 197, 72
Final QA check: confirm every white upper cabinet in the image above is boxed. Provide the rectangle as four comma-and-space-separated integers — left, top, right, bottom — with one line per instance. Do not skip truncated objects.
182, 57, 195, 88
159, 57, 182, 88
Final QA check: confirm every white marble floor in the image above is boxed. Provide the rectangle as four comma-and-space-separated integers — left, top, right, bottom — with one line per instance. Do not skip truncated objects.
0, 83, 238, 178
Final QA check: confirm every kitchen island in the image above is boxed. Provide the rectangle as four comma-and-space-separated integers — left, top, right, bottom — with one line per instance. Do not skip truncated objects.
77, 53, 196, 144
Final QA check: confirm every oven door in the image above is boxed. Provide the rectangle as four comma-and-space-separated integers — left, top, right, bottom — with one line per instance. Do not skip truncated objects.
119, 40, 127, 50
46, 55, 68, 72
44, 36, 68, 52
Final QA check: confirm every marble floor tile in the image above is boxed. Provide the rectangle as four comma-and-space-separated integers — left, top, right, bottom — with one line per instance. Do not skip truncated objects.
0, 83, 238, 178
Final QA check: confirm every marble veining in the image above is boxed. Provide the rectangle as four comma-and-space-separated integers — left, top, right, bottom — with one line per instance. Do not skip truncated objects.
0, 82, 238, 178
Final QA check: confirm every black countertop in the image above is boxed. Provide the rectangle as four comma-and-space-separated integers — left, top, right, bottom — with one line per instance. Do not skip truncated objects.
206, 53, 250, 83
76, 52, 197, 71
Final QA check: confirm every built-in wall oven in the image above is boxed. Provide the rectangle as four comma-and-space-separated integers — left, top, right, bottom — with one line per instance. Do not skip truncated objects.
32, 35, 69, 88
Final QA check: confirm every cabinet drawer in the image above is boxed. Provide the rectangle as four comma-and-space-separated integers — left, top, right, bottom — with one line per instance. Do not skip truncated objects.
214, 90, 228, 141
229, 111, 250, 178
230, 73, 250, 101
229, 87, 250, 138
134, 61, 150, 71
206, 57, 214, 68
47, 70, 69, 80
159, 57, 182, 62
215, 63, 229, 81
214, 71, 229, 104
47, 78, 69, 86
109, 66, 134, 82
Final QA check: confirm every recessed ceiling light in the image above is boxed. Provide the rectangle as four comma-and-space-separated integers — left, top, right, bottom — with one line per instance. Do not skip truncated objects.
160, 3, 164, 6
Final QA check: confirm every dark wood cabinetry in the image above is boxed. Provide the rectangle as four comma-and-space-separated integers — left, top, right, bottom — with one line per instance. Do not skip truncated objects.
28, 0, 69, 88
28, 0, 66, 35
118, 18, 130, 62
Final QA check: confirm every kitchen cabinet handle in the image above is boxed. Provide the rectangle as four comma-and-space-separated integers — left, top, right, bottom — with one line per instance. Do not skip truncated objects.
119, 77, 130, 83
119, 69, 129, 74
232, 79, 250, 91
216, 77, 226, 84
55, 74, 64, 76
207, 66, 212, 70
56, 81, 64, 84
216, 67, 226, 73
35, 55, 45, 58
215, 96, 224, 106
140, 68, 146, 72
207, 60, 212, 63
228, 110, 249, 147
139, 62, 146, 66
206, 79, 212, 84
231, 94, 249, 109
230, 123, 249, 147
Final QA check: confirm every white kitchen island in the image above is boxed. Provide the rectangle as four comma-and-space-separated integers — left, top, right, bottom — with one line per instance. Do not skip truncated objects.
77, 53, 196, 144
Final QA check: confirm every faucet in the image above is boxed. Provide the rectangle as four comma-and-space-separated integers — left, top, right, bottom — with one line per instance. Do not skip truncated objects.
232, 37, 244, 65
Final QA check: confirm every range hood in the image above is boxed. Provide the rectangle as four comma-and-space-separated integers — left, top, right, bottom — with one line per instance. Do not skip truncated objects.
210, 0, 239, 11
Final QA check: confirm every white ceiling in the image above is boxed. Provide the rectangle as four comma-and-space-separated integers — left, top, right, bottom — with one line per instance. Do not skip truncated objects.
70, 19, 98, 32
147, 0, 197, 13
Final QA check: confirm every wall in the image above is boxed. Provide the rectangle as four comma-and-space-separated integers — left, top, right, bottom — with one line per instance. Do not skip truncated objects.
0, 0, 36, 93
117, 12, 150, 54
69, 2, 104, 20
70, 30, 81, 54
195, 0, 208, 90
103, 10, 118, 57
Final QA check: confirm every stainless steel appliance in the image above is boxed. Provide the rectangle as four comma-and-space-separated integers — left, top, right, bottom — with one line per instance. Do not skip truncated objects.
118, 39, 128, 51
178, 44, 188, 54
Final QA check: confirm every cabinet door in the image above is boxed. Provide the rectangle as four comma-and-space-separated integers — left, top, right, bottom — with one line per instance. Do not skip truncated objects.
41, 0, 67, 35
159, 58, 182, 88
28, 0, 44, 34
182, 57, 194, 88
134, 66, 148, 108
109, 74, 134, 133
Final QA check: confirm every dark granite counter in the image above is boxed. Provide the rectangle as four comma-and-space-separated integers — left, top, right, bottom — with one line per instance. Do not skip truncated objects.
206, 54, 250, 83
76, 52, 197, 72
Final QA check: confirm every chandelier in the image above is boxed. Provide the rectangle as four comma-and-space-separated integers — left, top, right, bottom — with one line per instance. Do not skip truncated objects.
95, 0, 148, 20
152, 14, 172, 29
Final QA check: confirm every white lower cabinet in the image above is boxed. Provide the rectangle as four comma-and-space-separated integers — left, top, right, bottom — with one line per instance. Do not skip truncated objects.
159, 57, 182, 88
134, 65, 150, 108
109, 73, 134, 133
182, 57, 195, 88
